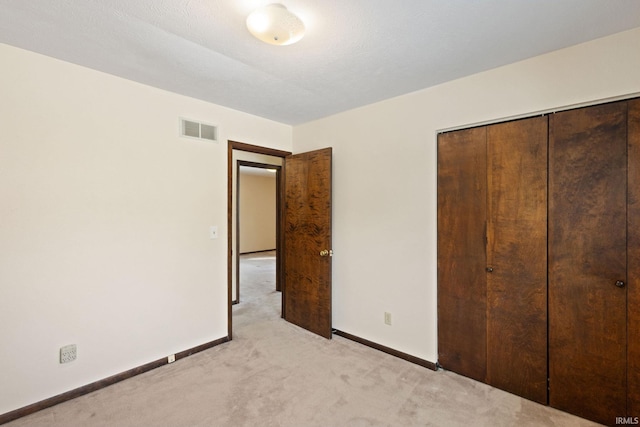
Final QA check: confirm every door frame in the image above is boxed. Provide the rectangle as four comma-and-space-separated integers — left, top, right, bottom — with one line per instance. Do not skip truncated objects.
227, 140, 291, 339
235, 160, 282, 304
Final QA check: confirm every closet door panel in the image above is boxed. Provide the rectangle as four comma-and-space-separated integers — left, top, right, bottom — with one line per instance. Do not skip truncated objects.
549, 102, 628, 425
437, 127, 487, 382
629, 98, 640, 415
486, 117, 548, 404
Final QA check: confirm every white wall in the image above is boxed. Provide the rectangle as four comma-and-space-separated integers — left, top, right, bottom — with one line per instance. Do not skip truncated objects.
292, 28, 640, 363
0, 43, 291, 414
239, 172, 277, 254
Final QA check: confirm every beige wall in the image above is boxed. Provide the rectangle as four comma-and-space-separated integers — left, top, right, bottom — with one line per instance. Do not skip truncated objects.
239, 172, 277, 254
292, 28, 640, 363
0, 43, 291, 414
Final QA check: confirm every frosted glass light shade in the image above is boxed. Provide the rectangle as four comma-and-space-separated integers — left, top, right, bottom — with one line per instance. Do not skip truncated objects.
246, 4, 305, 46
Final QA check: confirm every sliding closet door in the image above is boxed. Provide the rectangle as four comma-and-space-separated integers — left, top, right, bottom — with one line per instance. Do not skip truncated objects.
629, 98, 640, 416
437, 127, 487, 382
485, 117, 548, 404
549, 102, 628, 425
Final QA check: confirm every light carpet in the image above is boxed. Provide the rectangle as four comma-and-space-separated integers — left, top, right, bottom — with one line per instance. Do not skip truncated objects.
5, 251, 599, 426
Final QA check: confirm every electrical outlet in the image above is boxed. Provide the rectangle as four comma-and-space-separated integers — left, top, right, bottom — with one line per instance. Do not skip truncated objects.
384, 312, 392, 326
168, 354, 176, 363
60, 344, 77, 364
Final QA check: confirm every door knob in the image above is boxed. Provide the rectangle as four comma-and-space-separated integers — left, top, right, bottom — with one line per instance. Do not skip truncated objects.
486, 267, 493, 273
615, 280, 625, 288
320, 250, 329, 257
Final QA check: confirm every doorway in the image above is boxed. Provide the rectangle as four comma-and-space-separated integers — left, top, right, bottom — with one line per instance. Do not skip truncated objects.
227, 141, 290, 339
227, 141, 334, 340
235, 162, 281, 305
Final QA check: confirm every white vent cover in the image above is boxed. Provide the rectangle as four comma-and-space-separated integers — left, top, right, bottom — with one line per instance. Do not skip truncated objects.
180, 118, 218, 142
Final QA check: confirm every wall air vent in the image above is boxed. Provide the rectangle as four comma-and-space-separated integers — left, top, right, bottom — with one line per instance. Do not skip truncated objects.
180, 118, 218, 142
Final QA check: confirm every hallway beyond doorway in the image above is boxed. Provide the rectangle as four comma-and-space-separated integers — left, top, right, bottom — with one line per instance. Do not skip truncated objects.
233, 251, 280, 328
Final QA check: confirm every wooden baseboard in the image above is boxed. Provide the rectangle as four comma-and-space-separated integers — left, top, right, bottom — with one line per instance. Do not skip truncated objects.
0, 336, 230, 425
332, 329, 437, 371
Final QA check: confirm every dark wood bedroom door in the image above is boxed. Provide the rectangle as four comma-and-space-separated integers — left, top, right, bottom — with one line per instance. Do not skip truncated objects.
283, 147, 333, 339
549, 101, 628, 425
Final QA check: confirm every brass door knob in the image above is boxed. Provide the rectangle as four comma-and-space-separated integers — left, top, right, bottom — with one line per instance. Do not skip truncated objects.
320, 250, 333, 257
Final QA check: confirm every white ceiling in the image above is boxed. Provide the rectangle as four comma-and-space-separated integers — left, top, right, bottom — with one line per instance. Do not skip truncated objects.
1, 1, 639, 125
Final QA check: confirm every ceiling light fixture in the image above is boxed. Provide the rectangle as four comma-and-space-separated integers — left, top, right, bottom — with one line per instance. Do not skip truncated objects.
246, 4, 305, 46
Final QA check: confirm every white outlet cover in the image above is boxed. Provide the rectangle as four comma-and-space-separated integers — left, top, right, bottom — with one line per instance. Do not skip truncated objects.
60, 344, 77, 364
384, 312, 392, 325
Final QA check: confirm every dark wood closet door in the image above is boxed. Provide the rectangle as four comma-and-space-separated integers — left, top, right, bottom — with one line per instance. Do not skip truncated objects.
437, 127, 487, 382
485, 117, 548, 404
549, 102, 628, 425
629, 98, 640, 416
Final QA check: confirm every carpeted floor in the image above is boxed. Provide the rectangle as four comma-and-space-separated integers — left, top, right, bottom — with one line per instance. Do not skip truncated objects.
5, 251, 599, 426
